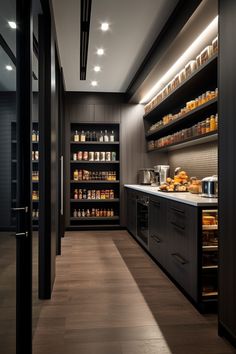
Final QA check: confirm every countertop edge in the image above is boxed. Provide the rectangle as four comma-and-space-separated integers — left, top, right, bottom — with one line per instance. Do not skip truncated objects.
124, 184, 218, 207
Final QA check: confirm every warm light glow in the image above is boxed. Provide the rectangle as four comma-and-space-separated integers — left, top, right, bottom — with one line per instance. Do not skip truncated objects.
101, 22, 109, 31
94, 66, 101, 72
6, 65, 13, 71
91, 81, 98, 87
140, 16, 218, 104
96, 48, 104, 56
8, 21, 17, 29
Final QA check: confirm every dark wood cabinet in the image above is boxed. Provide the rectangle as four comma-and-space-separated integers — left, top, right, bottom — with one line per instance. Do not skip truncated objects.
126, 189, 137, 237
167, 201, 198, 301
126, 188, 218, 312
149, 196, 167, 268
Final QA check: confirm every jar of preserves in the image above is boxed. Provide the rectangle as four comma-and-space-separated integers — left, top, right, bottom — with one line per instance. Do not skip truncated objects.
96, 190, 101, 199
73, 169, 79, 181
215, 114, 218, 130
73, 153, 77, 161
94, 152, 100, 161
206, 118, 211, 133
201, 120, 206, 135
88, 151, 94, 161
83, 151, 88, 161
77, 151, 83, 161
100, 152, 105, 161
109, 190, 114, 199
105, 152, 111, 161
210, 115, 216, 131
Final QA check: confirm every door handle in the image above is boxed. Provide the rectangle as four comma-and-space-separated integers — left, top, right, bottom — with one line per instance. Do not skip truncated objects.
171, 253, 187, 265
171, 221, 185, 230
151, 235, 161, 243
15, 231, 28, 239
60, 155, 63, 215
12, 206, 28, 213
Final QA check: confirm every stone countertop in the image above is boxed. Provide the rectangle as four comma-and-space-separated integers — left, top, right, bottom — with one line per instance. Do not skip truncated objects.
124, 184, 218, 207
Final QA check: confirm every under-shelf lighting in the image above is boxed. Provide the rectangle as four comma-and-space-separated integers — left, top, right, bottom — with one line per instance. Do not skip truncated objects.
91, 81, 98, 87
96, 48, 104, 56
139, 16, 218, 104
101, 22, 109, 31
6, 65, 13, 71
94, 66, 101, 72
8, 21, 17, 29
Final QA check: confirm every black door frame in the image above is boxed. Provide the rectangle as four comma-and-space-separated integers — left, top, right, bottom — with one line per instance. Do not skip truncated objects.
16, 0, 33, 353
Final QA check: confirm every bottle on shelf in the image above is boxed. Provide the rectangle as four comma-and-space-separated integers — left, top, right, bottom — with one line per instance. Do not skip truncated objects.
92, 131, 97, 141
74, 189, 78, 200
99, 130, 104, 142
80, 130, 86, 142
107, 209, 111, 217
215, 114, 218, 130
78, 209, 81, 217
81, 209, 85, 217
32, 130, 37, 142
73, 209, 77, 217
36, 131, 39, 142
210, 115, 216, 131
104, 130, 109, 142
74, 130, 80, 142
36, 209, 39, 218
110, 208, 114, 217
86, 131, 90, 141
73, 169, 79, 181
110, 130, 115, 142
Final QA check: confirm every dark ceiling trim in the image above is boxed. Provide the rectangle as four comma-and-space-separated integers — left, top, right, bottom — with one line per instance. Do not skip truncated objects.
126, 0, 202, 101
0, 34, 17, 66
80, 0, 92, 80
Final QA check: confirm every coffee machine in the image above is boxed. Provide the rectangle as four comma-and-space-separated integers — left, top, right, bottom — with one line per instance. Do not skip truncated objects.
154, 165, 170, 185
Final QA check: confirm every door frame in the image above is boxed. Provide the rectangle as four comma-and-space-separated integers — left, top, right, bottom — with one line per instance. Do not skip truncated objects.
16, 0, 33, 353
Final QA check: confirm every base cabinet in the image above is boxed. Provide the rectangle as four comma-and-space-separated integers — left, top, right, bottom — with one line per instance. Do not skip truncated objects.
126, 188, 218, 312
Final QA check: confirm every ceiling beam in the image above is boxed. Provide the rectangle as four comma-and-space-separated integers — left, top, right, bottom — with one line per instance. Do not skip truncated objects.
80, 0, 92, 80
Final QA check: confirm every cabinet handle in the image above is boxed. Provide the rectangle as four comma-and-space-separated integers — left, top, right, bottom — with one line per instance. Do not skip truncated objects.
151, 235, 161, 243
171, 253, 187, 265
171, 221, 185, 230
170, 207, 185, 215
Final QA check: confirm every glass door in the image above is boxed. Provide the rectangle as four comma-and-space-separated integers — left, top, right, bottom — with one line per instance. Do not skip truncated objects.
0, 1, 32, 353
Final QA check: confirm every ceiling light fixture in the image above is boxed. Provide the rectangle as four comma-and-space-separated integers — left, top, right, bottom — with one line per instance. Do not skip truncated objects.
96, 48, 104, 56
139, 16, 218, 104
6, 65, 13, 71
91, 81, 98, 87
101, 22, 109, 31
94, 66, 101, 72
8, 21, 17, 29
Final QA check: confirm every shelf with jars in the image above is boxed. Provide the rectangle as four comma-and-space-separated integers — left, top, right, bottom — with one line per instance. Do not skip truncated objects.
69, 123, 120, 229
144, 37, 218, 153
201, 209, 218, 300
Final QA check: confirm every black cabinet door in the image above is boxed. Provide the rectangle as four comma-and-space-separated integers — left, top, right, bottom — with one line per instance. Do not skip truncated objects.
167, 201, 198, 301
126, 189, 137, 237
149, 197, 167, 268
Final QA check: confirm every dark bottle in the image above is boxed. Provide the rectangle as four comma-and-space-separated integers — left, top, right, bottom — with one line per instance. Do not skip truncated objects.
86, 131, 90, 141
83, 189, 87, 199
92, 131, 97, 141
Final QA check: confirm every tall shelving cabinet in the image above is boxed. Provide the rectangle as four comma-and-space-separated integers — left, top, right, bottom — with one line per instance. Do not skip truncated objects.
69, 122, 120, 230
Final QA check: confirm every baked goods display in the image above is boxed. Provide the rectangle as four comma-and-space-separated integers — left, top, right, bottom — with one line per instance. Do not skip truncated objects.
144, 36, 218, 115
148, 88, 218, 134
159, 170, 189, 192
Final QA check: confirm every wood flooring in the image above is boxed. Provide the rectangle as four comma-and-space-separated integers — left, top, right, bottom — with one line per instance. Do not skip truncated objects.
33, 231, 236, 354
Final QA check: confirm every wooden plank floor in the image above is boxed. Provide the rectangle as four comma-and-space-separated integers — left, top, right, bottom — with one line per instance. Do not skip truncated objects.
33, 231, 236, 354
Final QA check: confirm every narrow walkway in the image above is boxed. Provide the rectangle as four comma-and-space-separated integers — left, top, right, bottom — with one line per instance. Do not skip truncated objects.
33, 231, 236, 354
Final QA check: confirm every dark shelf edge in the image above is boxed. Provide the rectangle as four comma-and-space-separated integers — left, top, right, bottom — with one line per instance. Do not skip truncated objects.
146, 98, 218, 139
70, 180, 120, 183
70, 199, 120, 203
70, 161, 120, 164
144, 53, 218, 119
148, 132, 218, 153
70, 216, 120, 221
70, 141, 119, 145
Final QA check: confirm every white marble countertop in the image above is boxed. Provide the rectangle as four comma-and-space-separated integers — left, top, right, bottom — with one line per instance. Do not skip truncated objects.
124, 184, 218, 207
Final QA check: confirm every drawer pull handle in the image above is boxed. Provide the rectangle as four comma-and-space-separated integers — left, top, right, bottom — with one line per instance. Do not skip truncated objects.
171, 253, 187, 265
171, 207, 185, 215
151, 235, 161, 243
171, 221, 185, 230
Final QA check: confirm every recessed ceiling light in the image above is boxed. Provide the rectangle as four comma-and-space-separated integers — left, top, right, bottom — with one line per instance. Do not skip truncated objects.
8, 21, 17, 29
91, 81, 98, 87
6, 65, 13, 71
96, 48, 104, 56
94, 66, 101, 72
101, 22, 109, 31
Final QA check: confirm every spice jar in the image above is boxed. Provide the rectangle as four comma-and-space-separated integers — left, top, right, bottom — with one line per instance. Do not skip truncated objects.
77, 151, 83, 161
94, 152, 100, 161
73, 169, 79, 181
105, 152, 111, 161
83, 151, 88, 161
88, 151, 94, 161
201, 120, 206, 135
210, 115, 216, 131
100, 152, 105, 161
205, 117, 210, 133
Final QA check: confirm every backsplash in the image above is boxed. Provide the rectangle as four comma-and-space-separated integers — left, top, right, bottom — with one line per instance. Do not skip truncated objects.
168, 141, 218, 179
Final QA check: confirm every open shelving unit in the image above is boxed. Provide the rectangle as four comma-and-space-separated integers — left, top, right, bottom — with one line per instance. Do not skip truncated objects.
11, 121, 39, 230
69, 122, 120, 230
144, 54, 218, 152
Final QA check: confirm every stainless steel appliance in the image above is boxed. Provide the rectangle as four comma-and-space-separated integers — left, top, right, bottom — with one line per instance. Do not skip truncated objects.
201, 175, 218, 198
154, 165, 170, 185
138, 168, 155, 185
136, 195, 149, 246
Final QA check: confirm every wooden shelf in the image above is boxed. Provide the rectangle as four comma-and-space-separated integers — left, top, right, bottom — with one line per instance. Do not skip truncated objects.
70, 180, 119, 184
146, 98, 217, 140
148, 132, 217, 153
70, 199, 119, 203
70, 216, 119, 221
202, 245, 218, 251
202, 265, 218, 269
70, 160, 120, 164
70, 141, 119, 145
144, 54, 218, 121
202, 291, 218, 297
202, 225, 218, 231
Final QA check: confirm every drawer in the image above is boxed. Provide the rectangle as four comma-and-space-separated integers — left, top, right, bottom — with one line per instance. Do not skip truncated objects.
149, 233, 166, 268
168, 251, 197, 300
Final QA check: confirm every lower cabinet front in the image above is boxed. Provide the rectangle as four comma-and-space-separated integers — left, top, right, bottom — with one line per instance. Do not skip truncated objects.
126, 188, 218, 311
